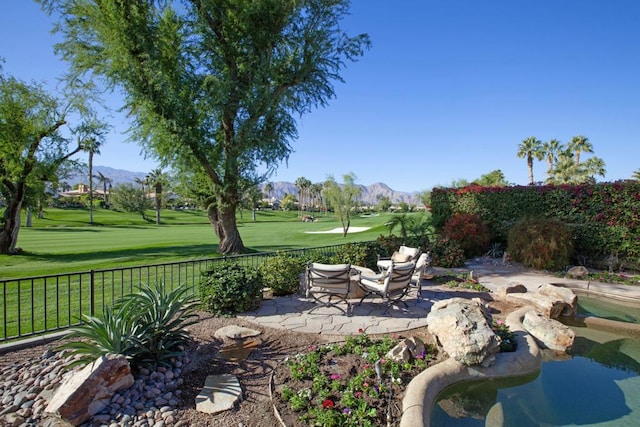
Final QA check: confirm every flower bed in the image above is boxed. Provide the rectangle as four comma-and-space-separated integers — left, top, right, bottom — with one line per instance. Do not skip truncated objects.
271, 330, 440, 426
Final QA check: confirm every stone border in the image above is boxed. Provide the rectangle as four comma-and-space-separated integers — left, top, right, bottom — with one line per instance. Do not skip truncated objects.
400, 306, 542, 427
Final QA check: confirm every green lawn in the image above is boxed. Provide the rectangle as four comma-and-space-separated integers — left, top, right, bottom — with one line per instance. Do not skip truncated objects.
0, 207, 429, 341
1, 208, 407, 279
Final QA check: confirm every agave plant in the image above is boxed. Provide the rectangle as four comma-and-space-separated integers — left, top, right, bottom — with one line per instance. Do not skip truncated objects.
61, 306, 142, 367
116, 282, 199, 368
61, 282, 199, 369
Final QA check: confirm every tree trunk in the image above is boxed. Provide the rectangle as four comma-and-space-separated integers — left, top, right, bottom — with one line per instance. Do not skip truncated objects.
527, 157, 534, 185
89, 152, 94, 224
26, 207, 33, 227
0, 189, 24, 254
155, 192, 161, 225
207, 203, 245, 254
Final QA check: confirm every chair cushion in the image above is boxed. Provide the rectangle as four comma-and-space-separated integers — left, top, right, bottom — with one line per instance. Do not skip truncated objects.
391, 251, 411, 262
399, 245, 420, 258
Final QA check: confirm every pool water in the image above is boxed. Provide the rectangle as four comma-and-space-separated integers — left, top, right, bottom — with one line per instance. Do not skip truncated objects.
577, 293, 640, 324
431, 325, 640, 426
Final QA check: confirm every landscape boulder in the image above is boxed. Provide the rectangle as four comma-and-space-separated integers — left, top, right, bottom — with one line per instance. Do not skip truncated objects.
537, 283, 577, 316
506, 292, 566, 319
386, 337, 426, 363
427, 298, 500, 367
566, 266, 589, 280
522, 310, 575, 352
496, 282, 528, 298
45, 354, 134, 426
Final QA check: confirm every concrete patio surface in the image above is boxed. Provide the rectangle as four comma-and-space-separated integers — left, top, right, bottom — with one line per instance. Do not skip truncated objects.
238, 259, 640, 336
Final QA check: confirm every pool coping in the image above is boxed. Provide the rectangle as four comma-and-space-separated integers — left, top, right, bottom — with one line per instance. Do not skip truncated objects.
400, 306, 542, 427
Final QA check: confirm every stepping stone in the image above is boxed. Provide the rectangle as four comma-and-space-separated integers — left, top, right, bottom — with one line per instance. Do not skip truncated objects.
219, 338, 260, 362
214, 325, 262, 340
195, 374, 242, 414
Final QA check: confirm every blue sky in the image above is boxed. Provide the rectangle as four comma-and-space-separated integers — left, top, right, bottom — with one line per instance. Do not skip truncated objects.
1, 1, 639, 192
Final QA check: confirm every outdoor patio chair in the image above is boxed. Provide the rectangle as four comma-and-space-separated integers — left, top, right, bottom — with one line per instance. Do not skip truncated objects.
411, 252, 432, 300
306, 262, 355, 315
357, 260, 416, 313
376, 245, 421, 272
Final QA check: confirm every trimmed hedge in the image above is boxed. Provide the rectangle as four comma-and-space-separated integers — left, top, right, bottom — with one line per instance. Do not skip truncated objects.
431, 181, 640, 269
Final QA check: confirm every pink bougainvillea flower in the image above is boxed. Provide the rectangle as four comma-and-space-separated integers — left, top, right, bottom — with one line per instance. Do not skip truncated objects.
322, 399, 334, 409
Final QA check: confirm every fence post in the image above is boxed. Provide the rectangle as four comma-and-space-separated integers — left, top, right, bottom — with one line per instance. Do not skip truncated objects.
90, 270, 95, 317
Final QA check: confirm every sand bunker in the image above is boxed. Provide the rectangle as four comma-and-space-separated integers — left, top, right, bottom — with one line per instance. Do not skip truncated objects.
305, 226, 371, 234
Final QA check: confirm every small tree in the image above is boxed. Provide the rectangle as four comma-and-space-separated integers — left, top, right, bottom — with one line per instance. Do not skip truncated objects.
110, 183, 152, 221
323, 173, 361, 237
0, 70, 99, 254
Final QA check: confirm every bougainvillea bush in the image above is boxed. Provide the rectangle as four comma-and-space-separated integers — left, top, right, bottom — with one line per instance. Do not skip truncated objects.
431, 181, 640, 270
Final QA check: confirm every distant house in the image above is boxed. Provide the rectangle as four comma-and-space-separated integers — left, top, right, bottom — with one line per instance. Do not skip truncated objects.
58, 184, 106, 199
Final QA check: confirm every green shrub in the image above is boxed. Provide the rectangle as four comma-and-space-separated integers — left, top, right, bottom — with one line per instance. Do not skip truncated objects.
429, 236, 466, 268
260, 253, 306, 296
442, 212, 490, 258
331, 242, 380, 269
376, 235, 404, 258
507, 217, 573, 270
200, 262, 263, 315
61, 282, 197, 369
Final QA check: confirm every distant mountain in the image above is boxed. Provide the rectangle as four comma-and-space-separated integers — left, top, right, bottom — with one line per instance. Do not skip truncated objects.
66, 165, 148, 186
66, 167, 420, 205
263, 181, 419, 205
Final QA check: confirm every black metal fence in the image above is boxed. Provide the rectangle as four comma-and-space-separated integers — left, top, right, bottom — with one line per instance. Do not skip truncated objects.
0, 244, 346, 344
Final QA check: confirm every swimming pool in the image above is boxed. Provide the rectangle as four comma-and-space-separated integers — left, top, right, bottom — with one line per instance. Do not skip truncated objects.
431, 312, 640, 426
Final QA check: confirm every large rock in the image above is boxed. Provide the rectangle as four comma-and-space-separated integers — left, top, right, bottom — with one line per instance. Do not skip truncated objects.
496, 282, 528, 298
566, 265, 589, 279
386, 337, 426, 363
506, 292, 566, 319
45, 354, 134, 426
427, 298, 500, 367
537, 283, 577, 316
522, 311, 575, 352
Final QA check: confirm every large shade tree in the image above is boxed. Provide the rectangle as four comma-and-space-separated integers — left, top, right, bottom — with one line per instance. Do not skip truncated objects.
39, 0, 370, 254
0, 71, 97, 253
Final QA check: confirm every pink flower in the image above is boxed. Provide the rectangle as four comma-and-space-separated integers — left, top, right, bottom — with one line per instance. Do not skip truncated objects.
354, 391, 363, 398
363, 382, 369, 388
358, 328, 364, 333
330, 374, 341, 380
496, 319, 504, 326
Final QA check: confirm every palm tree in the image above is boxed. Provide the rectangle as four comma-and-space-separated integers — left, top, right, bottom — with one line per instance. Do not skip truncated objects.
386, 213, 414, 241
517, 136, 544, 185
146, 168, 167, 225
80, 137, 101, 224
134, 177, 146, 194
568, 135, 593, 167
94, 171, 113, 208
542, 139, 562, 180
310, 182, 324, 213
264, 182, 274, 203
295, 177, 311, 214
580, 157, 606, 183
633, 169, 640, 181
